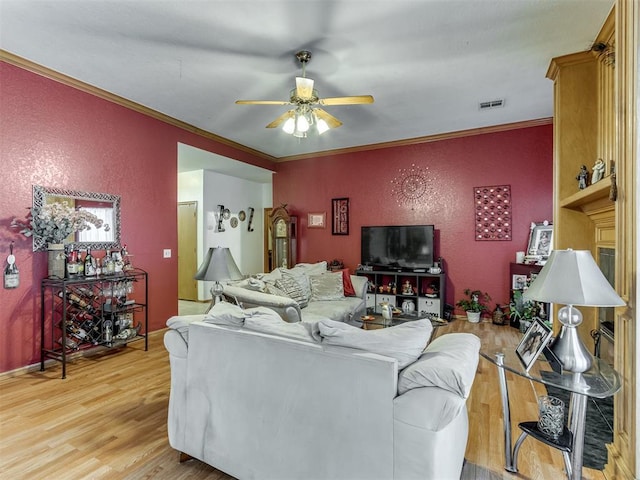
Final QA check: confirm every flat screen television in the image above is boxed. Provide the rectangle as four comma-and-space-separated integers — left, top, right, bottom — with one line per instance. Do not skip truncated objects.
361, 225, 434, 271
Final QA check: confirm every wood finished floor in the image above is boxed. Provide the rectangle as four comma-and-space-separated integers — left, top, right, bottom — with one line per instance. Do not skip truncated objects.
0, 307, 606, 480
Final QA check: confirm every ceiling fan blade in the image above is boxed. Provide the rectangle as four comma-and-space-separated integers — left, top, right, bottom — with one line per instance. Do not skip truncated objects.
318, 95, 374, 106
296, 77, 315, 100
235, 100, 291, 105
265, 110, 294, 129
314, 108, 343, 129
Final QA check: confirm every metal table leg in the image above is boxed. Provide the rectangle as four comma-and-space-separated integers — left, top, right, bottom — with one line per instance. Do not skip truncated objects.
495, 353, 517, 472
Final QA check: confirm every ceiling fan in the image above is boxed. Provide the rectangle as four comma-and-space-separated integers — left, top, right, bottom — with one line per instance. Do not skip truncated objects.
235, 50, 374, 137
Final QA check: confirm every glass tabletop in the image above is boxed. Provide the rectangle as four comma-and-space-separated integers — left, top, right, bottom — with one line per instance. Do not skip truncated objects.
480, 347, 621, 399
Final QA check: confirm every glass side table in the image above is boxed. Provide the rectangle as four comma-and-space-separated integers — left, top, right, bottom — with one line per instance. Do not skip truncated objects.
480, 347, 621, 480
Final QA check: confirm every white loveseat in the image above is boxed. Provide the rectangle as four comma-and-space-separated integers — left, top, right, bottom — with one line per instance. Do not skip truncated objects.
164, 303, 481, 480
223, 261, 367, 326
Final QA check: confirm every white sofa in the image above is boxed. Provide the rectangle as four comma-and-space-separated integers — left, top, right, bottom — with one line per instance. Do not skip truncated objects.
164, 304, 481, 480
223, 262, 367, 326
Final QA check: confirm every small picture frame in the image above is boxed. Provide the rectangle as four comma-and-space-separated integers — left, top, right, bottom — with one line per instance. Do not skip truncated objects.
332, 198, 349, 235
527, 222, 553, 258
512, 274, 528, 290
307, 212, 326, 229
516, 318, 553, 372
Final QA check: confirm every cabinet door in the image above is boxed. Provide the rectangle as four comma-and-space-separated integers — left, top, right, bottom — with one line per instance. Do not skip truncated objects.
418, 298, 441, 316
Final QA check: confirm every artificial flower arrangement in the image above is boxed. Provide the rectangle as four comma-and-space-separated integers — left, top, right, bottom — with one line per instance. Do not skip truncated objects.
11, 201, 109, 246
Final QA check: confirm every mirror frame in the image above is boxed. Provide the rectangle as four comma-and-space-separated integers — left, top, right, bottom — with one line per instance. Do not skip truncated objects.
32, 185, 121, 252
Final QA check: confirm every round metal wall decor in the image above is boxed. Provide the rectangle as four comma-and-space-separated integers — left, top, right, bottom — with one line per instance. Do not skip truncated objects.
391, 164, 432, 207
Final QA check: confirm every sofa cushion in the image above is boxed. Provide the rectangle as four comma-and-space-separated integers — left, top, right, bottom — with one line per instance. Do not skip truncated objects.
203, 302, 284, 328
397, 333, 480, 398
290, 261, 328, 277
275, 270, 310, 308
244, 314, 318, 343
309, 272, 345, 301
303, 297, 364, 323
317, 319, 433, 368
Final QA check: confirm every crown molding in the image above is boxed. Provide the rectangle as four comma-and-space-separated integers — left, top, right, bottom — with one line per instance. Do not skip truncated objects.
275, 118, 553, 162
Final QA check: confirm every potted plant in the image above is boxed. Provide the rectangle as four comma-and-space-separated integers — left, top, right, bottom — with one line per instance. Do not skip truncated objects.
456, 289, 491, 323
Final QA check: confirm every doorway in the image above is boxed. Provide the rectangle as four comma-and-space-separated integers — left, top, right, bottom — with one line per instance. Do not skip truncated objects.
178, 201, 198, 301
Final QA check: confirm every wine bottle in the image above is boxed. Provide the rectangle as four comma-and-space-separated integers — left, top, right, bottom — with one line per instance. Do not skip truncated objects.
84, 247, 95, 276
105, 250, 115, 275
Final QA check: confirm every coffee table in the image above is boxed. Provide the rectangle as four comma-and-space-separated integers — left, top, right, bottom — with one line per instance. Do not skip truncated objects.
361, 312, 448, 330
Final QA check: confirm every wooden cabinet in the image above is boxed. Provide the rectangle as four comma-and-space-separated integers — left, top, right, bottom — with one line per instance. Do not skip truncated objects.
548, 6, 638, 477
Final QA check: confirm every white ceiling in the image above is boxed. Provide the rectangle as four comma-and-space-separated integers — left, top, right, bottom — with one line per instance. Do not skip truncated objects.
0, 0, 613, 160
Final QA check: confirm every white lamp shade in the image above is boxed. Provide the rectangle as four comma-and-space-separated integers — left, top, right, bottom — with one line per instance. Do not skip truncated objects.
194, 247, 243, 282
523, 249, 625, 307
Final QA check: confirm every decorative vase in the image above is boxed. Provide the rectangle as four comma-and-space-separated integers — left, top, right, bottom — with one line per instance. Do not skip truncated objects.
402, 299, 415, 314
466, 311, 481, 323
47, 243, 66, 278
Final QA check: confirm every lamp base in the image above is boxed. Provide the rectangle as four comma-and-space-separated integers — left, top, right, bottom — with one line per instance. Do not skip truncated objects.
205, 282, 225, 313
550, 324, 593, 373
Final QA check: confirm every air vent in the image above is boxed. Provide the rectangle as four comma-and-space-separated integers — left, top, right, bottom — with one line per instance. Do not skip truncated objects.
479, 99, 505, 110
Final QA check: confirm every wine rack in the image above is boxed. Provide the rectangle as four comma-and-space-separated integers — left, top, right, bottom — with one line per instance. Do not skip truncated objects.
40, 268, 148, 378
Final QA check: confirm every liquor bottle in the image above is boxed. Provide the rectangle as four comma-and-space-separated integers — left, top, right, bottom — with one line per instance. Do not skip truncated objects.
95, 257, 102, 277
76, 250, 85, 276
84, 248, 95, 276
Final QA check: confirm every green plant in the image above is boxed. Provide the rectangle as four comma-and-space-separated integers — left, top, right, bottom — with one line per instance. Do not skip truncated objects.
456, 289, 492, 313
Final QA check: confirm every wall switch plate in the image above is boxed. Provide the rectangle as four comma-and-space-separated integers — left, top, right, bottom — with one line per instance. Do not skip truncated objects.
163, 249, 172, 258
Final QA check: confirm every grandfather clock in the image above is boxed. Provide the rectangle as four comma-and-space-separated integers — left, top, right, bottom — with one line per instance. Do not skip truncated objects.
270, 205, 297, 269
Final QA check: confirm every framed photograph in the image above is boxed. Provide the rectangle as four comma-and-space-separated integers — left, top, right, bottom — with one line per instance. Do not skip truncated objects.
307, 212, 326, 229
332, 198, 349, 235
516, 318, 553, 371
512, 274, 528, 290
527, 222, 553, 258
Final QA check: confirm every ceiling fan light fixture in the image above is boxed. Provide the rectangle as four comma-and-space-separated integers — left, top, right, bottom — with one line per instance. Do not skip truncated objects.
282, 116, 295, 134
316, 116, 330, 135
296, 113, 310, 133
295, 77, 315, 99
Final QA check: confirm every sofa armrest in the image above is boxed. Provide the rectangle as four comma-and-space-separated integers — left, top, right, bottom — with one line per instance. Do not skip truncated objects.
351, 275, 368, 299
223, 285, 303, 322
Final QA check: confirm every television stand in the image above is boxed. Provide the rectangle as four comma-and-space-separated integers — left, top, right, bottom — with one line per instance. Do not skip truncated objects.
355, 269, 447, 320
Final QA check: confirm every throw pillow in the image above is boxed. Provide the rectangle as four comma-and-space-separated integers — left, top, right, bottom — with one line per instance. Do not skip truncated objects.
317, 318, 433, 368
340, 268, 356, 296
309, 272, 345, 301
290, 261, 328, 277
275, 271, 310, 308
397, 333, 481, 398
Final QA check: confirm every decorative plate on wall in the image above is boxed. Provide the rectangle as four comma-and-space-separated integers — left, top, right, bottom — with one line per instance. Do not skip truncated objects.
230, 217, 239, 228
238, 210, 246, 221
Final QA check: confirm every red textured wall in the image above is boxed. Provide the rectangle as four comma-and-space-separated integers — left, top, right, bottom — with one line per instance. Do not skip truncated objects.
274, 125, 553, 311
0, 62, 273, 373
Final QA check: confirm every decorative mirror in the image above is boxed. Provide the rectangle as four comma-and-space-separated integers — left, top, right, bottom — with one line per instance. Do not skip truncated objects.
32, 185, 121, 252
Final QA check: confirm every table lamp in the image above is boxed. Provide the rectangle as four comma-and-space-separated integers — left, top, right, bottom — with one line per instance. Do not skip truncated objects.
194, 247, 243, 312
523, 249, 625, 373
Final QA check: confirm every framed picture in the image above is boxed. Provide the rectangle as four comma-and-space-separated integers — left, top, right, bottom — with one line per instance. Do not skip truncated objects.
512, 274, 528, 290
527, 222, 553, 258
332, 198, 349, 235
516, 318, 553, 371
308, 212, 326, 229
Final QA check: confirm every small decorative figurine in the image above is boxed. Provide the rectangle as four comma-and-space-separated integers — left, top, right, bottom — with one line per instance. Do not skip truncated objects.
402, 280, 413, 295
576, 165, 589, 190
591, 159, 605, 184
